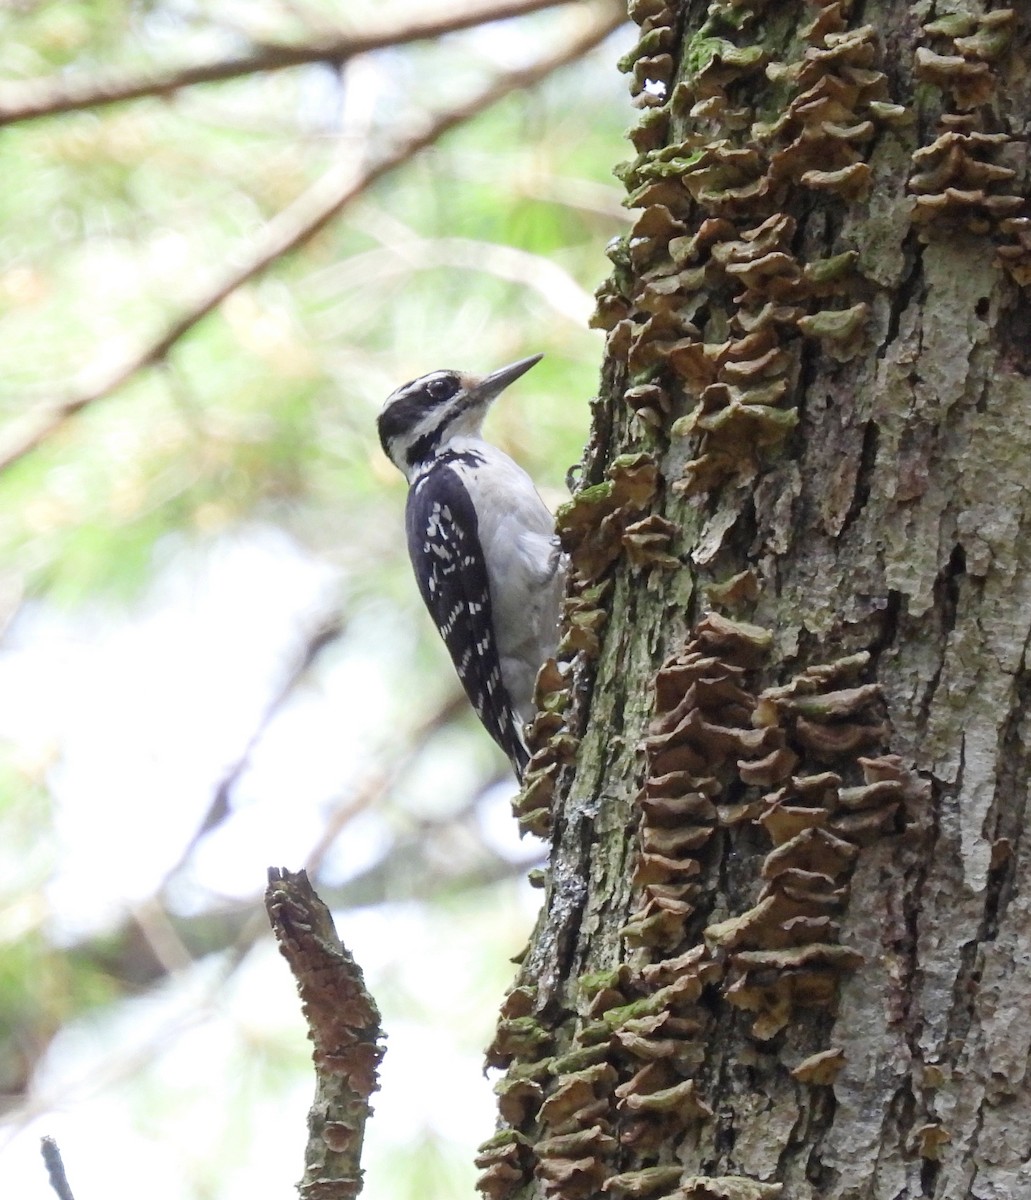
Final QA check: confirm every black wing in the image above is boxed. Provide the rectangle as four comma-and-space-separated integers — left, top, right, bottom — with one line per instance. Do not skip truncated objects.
406, 463, 528, 777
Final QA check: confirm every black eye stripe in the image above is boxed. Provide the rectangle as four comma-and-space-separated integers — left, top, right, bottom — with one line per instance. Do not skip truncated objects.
377, 394, 427, 455
377, 370, 464, 463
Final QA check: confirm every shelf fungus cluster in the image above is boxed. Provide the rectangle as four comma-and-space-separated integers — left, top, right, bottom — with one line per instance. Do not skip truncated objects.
478, 973, 622, 1200
555, 454, 663, 584
911, 10, 1029, 286
597, 0, 914, 494
478, 614, 923, 1200
665, 217, 868, 496
512, 454, 668, 838
624, 613, 775, 957
689, 638, 920, 1042
514, 659, 580, 838
625, 617, 925, 1066
477, 953, 725, 1200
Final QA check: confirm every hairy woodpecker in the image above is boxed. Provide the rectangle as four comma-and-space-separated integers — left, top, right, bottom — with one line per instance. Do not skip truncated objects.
377, 354, 564, 778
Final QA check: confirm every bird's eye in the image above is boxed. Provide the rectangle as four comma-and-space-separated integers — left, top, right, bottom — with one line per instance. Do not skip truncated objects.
427, 377, 458, 402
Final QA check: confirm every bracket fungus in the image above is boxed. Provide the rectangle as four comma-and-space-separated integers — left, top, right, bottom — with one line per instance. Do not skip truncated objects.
909, 10, 1028, 283
555, 453, 660, 583
475, 1131, 535, 1200
600, 0, 912, 497
789, 1046, 846, 1085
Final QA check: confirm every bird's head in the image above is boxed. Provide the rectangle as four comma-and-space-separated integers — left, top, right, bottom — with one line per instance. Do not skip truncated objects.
377, 354, 542, 479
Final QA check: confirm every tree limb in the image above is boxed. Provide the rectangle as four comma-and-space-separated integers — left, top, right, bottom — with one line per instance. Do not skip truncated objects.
39, 1137, 76, 1200
0, 3, 624, 477
266, 868, 383, 1200
0, 0, 580, 125
168, 611, 344, 877
303, 690, 468, 875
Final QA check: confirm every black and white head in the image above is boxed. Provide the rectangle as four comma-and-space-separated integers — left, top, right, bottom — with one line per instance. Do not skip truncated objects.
378, 354, 542, 479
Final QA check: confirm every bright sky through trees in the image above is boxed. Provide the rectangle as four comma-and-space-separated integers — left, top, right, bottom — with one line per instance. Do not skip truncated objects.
0, 2, 632, 1197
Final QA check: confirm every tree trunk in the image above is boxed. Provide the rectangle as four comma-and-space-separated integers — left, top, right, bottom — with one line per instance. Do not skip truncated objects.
476, 0, 1031, 1197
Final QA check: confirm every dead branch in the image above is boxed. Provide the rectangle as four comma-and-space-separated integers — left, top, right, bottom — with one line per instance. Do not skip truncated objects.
0, 0, 576, 125
303, 689, 468, 875
170, 611, 344, 875
0, 3, 623, 477
40, 1137, 76, 1200
266, 868, 383, 1200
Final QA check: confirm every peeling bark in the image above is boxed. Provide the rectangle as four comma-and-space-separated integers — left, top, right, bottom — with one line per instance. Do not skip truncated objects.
483, 0, 1031, 1197
266, 868, 383, 1200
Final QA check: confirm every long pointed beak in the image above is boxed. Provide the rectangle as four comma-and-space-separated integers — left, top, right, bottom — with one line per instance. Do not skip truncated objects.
466, 354, 543, 407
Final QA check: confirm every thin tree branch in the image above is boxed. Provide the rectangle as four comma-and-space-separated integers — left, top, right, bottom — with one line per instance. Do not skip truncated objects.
312, 220, 597, 327
167, 611, 344, 877
0, 0, 579, 126
9, 907, 271, 1135
39, 1137, 76, 1200
266, 868, 383, 1200
0, 3, 623, 477
6, 831, 520, 1137
303, 690, 468, 876
126, 895, 196, 976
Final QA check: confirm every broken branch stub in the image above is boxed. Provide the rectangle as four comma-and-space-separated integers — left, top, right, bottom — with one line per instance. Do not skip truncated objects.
265, 867, 384, 1200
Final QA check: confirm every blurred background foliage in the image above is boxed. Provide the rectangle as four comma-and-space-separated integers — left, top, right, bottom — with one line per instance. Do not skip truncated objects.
0, 1, 632, 1198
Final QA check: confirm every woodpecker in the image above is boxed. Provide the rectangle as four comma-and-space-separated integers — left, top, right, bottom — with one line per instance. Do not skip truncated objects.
377, 354, 564, 779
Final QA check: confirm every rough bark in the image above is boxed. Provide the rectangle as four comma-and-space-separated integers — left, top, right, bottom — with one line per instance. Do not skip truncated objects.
480, 1, 1031, 1198
266, 869, 384, 1200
